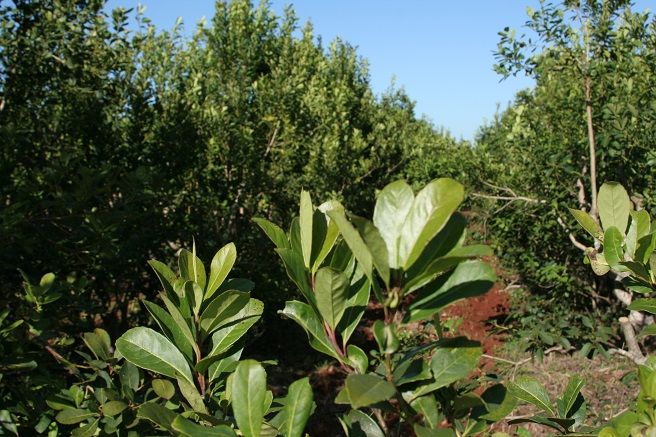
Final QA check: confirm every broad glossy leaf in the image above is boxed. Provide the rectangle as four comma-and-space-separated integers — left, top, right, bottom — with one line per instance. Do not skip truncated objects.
588, 251, 611, 276
508, 376, 554, 415
559, 375, 585, 417
152, 379, 176, 400
231, 360, 267, 437
340, 410, 385, 437
598, 182, 631, 234
373, 180, 414, 269
569, 208, 602, 241
313, 200, 342, 271
208, 348, 242, 383
399, 178, 464, 269
206, 243, 237, 300
71, 418, 99, 437
508, 416, 573, 432
179, 247, 206, 290
414, 424, 456, 437
55, 408, 96, 425
430, 338, 481, 389
347, 345, 369, 374
171, 416, 237, 437
276, 248, 315, 307
337, 374, 395, 409
327, 207, 373, 282
337, 276, 370, 346
137, 403, 177, 431
394, 358, 431, 386
200, 290, 250, 337
148, 259, 178, 301
627, 211, 651, 257
143, 300, 194, 363
277, 377, 314, 437
116, 327, 194, 385
619, 262, 651, 282
299, 190, 314, 268
640, 324, 656, 338
315, 267, 348, 330
82, 328, 112, 361
253, 217, 290, 250
279, 301, 341, 361
352, 216, 390, 287
603, 226, 625, 269
408, 261, 495, 322
478, 384, 517, 421
102, 400, 127, 416
309, 209, 328, 270
629, 298, 656, 314
411, 395, 440, 428
177, 376, 208, 414
160, 293, 196, 353
636, 233, 656, 264
185, 280, 204, 316
623, 277, 653, 294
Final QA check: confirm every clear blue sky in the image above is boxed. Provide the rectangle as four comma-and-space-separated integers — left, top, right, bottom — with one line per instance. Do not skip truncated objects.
105, 0, 652, 140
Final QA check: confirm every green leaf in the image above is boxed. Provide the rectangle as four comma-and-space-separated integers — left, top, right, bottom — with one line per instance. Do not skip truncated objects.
340, 410, 385, 437
411, 395, 440, 428
116, 327, 194, 385
430, 338, 482, 389
102, 400, 127, 416
327, 207, 374, 283
71, 418, 99, 437
179, 247, 207, 290
399, 178, 464, 269
185, 280, 204, 317
148, 259, 178, 302
208, 348, 242, 383
629, 298, 656, 314
408, 261, 495, 322
587, 251, 611, 276
143, 300, 195, 363
639, 324, 656, 337
337, 374, 395, 409
171, 416, 237, 437
479, 384, 517, 422
636, 233, 656, 264
373, 180, 414, 269
508, 376, 554, 415
347, 345, 369, 374
206, 243, 237, 300
598, 182, 631, 234
279, 301, 342, 361
200, 290, 250, 337
559, 375, 585, 417
315, 267, 348, 330
253, 217, 290, 250
603, 226, 625, 268
231, 360, 267, 437
623, 277, 654, 294
351, 216, 390, 287
177, 377, 208, 414
277, 377, 314, 437
338, 276, 370, 346
276, 248, 315, 307
569, 208, 602, 241
314, 200, 342, 271
137, 403, 177, 431
414, 424, 456, 437
508, 416, 573, 432
299, 190, 314, 269
82, 328, 112, 361
152, 379, 176, 400
159, 293, 196, 355
627, 211, 651, 257
55, 408, 96, 425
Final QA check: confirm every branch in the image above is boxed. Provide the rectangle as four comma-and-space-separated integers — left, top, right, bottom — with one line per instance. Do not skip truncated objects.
471, 193, 545, 204
617, 317, 646, 365
556, 216, 588, 251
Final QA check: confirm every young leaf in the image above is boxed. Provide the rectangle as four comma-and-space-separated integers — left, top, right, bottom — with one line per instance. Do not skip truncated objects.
171, 416, 237, 437
55, 408, 96, 425
326, 207, 374, 283
629, 298, 656, 315
177, 376, 209, 414
152, 379, 176, 400
558, 375, 585, 417
231, 360, 267, 437
143, 300, 195, 363
351, 215, 390, 287
598, 182, 631, 234
148, 259, 178, 301
373, 180, 414, 269
160, 293, 197, 354
276, 248, 315, 307
314, 267, 348, 330
116, 327, 194, 385
508, 376, 555, 415
339, 410, 385, 437
347, 345, 369, 374
137, 403, 177, 431
205, 243, 237, 300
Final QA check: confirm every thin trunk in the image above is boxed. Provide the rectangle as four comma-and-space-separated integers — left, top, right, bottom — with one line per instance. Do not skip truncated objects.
585, 75, 598, 218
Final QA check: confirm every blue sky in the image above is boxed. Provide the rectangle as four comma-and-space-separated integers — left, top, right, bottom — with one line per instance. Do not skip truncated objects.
105, 0, 653, 140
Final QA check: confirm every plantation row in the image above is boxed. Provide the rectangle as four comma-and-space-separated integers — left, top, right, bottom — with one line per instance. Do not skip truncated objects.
2, 0, 656, 435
